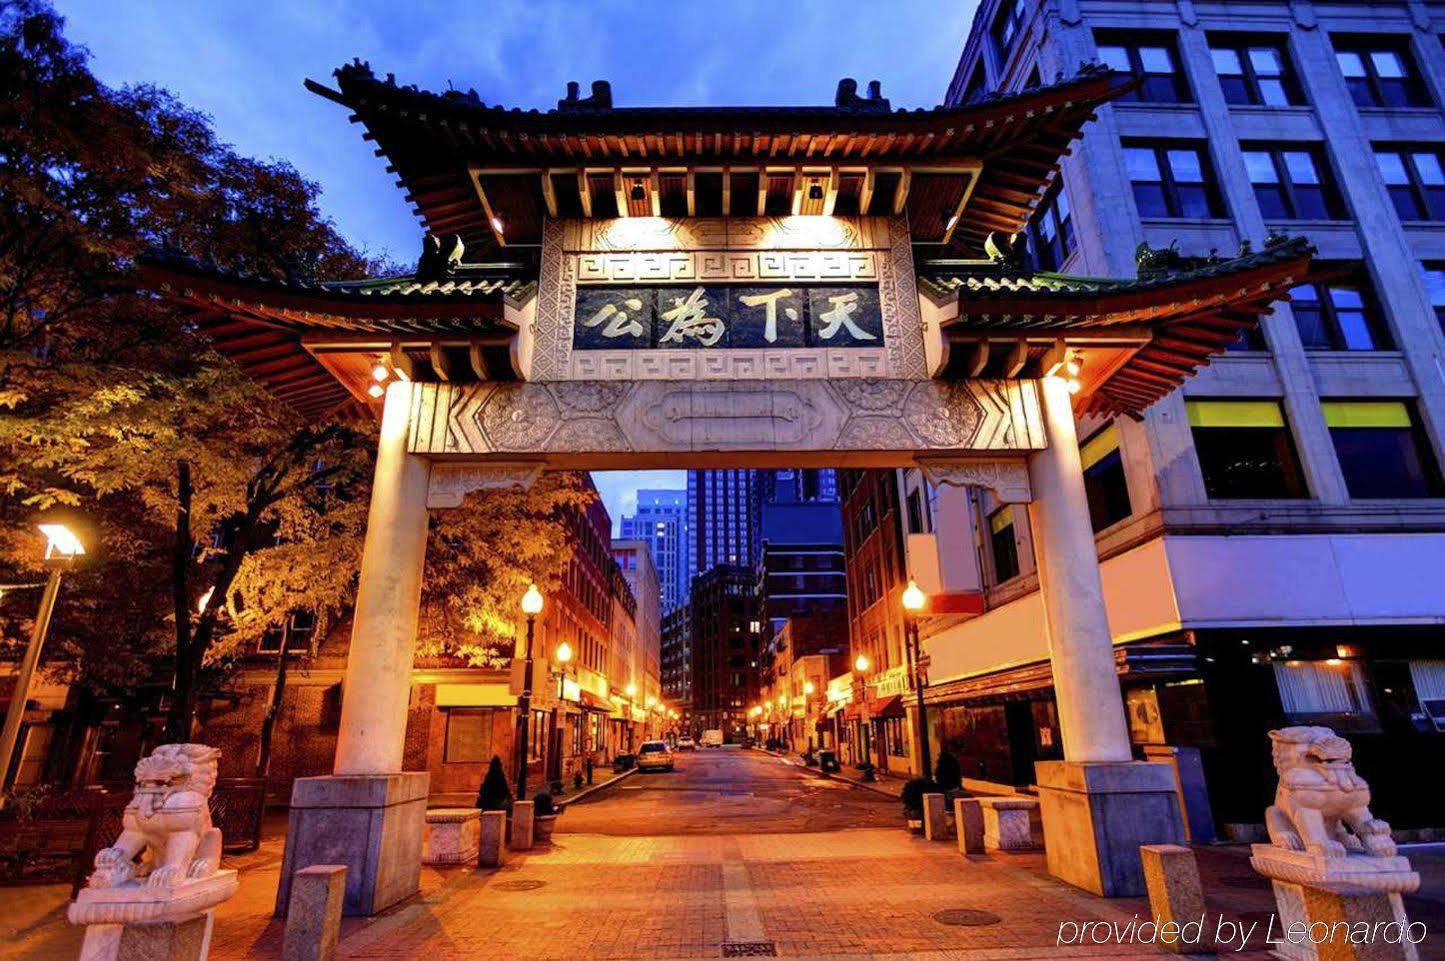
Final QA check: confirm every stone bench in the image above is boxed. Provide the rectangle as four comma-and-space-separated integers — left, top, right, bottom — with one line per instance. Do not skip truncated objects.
978, 797, 1039, 852
422, 808, 481, 865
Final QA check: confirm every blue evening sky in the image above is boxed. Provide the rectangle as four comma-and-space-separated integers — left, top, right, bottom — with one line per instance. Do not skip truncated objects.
54, 0, 978, 530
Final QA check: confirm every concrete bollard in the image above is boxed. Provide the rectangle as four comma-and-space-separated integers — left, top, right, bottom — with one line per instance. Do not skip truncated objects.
478, 810, 508, 868
922, 793, 949, 841
955, 797, 985, 855
1140, 844, 1211, 954
510, 801, 535, 851
282, 864, 347, 961
979, 797, 1039, 851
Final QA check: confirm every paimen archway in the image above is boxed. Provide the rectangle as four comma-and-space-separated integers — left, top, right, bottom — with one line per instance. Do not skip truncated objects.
141, 62, 1311, 913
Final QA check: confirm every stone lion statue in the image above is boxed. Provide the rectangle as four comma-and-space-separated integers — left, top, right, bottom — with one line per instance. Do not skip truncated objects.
88, 743, 224, 889
1265, 726, 1395, 859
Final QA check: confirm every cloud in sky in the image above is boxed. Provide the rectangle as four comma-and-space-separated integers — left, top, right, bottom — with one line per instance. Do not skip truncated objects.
51, 0, 977, 522
54, 0, 979, 263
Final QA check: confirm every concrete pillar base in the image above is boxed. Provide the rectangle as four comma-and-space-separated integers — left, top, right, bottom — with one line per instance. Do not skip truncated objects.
1035, 760, 1183, 897
276, 773, 429, 917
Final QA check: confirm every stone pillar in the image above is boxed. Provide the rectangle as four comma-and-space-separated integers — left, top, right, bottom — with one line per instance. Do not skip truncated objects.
277, 382, 431, 917
1028, 376, 1184, 897
282, 865, 346, 961
922, 793, 948, 842
955, 797, 984, 856
1141, 845, 1211, 954
1026, 376, 1131, 764
510, 801, 535, 852
336, 381, 432, 775
478, 810, 508, 868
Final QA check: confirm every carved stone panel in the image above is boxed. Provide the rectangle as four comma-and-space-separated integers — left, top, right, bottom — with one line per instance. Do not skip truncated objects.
531, 216, 929, 382
406, 379, 1045, 464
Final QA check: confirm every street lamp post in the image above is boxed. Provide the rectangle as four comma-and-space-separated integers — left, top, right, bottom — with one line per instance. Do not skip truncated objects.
515, 584, 544, 800
901, 579, 933, 781
548, 639, 575, 791
0, 523, 86, 799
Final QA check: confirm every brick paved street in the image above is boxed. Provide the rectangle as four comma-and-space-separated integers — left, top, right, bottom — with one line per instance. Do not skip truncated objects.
3, 749, 1441, 960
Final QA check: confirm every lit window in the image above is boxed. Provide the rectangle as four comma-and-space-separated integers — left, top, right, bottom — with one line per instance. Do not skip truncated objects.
1420, 262, 1445, 334
1289, 267, 1391, 350
1124, 142, 1223, 218
988, 506, 1020, 583
1374, 146, 1445, 221
1080, 425, 1132, 531
1242, 146, 1343, 220
1274, 660, 1374, 718
1209, 36, 1303, 106
1096, 31, 1191, 102
1187, 400, 1308, 499
1333, 38, 1430, 108
1322, 400, 1443, 498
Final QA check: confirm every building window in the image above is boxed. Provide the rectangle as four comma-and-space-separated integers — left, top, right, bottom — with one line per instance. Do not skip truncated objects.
1209, 36, 1303, 106
991, 0, 1028, 60
1096, 31, 1190, 102
258, 610, 315, 654
1123, 142, 1223, 218
1080, 424, 1132, 531
1374, 146, 1445, 221
988, 506, 1020, 583
1187, 400, 1308, 499
1027, 182, 1075, 270
1322, 400, 1443, 498
1274, 660, 1374, 719
905, 487, 928, 534
1333, 38, 1430, 109
443, 708, 494, 764
1420, 262, 1445, 333
1290, 268, 1391, 350
1242, 146, 1343, 220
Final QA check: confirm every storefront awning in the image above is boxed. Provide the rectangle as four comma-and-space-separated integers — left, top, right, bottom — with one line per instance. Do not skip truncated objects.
872, 695, 907, 719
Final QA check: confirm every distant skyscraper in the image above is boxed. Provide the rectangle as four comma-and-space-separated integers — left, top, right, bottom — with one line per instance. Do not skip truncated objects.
687, 470, 761, 576
758, 469, 838, 505
620, 489, 687, 613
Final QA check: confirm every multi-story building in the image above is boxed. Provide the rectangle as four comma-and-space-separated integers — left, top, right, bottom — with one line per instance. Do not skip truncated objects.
619, 489, 688, 613
837, 469, 918, 775
756, 500, 848, 633
758, 611, 850, 752
687, 470, 760, 577
661, 604, 693, 720
916, 0, 1445, 832
687, 565, 763, 740
757, 468, 839, 505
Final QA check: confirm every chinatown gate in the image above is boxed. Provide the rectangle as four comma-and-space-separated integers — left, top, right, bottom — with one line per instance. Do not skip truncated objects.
142, 62, 1312, 915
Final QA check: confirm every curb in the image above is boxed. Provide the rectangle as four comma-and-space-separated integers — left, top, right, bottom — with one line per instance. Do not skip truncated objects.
755, 747, 904, 799
555, 765, 639, 809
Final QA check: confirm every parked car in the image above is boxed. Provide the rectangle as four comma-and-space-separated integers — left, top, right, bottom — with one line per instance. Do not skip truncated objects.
636, 740, 675, 772
675, 736, 697, 750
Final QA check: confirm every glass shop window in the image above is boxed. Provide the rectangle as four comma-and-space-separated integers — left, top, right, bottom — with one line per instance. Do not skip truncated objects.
1274, 660, 1375, 718
1322, 400, 1444, 498
1080, 424, 1132, 531
988, 505, 1020, 583
1187, 400, 1308, 499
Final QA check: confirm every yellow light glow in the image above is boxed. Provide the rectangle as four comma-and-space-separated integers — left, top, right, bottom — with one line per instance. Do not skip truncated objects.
625, 683, 637, 698
367, 383, 385, 399
1066, 378, 1082, 395
1325, 658, 1344, 666
490, 216, 504, 233
37, 523, 85, 560
521, 583, 544, 616
803, 681, 815, 695
646, 696, 657, 708
555, 640, 573, 664
371, 363, 388, 382
901, 579, 926, 612
196, 586, 214, 615
777, 696, 786, 708
854, 654, 870, 672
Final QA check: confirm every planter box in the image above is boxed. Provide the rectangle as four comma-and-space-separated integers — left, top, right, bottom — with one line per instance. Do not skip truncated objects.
422, 807, 480, 865
534, 814, 559, 844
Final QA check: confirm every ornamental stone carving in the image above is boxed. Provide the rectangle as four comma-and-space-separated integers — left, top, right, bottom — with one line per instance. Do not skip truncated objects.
427, 463, 546, 508
69, 744, 239, 958
920, 460, 1033, 504
1249, 727, 1421, 961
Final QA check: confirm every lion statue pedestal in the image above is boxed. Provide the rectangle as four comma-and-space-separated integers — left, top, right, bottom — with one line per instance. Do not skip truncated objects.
67, 745, 239, 961
1249, 727, 1419, 961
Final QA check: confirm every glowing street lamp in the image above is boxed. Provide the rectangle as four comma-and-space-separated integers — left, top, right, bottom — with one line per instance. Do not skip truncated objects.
515, 584, 544, 799
1, 519, 89, 802
854, 653, 870, 673
803, 681, 816, 696
901, 578, 933, 781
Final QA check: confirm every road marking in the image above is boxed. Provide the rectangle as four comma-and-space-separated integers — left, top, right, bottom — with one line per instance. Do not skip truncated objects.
720, 843, 765, 942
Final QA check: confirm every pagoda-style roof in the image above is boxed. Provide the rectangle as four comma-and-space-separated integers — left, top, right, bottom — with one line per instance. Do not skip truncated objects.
306, 62, 1135, 255
920, 235, 1313, 415
138, 252, 535, 418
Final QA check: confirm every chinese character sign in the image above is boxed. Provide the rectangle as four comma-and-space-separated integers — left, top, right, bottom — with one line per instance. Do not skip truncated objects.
572, 284, 882, 350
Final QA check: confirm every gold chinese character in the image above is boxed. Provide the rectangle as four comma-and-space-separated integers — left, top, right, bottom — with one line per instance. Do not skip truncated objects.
658, 287, 726, 347
815, 291, 876, 342
583, 297, 645, 339
737, 289, 798, 343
